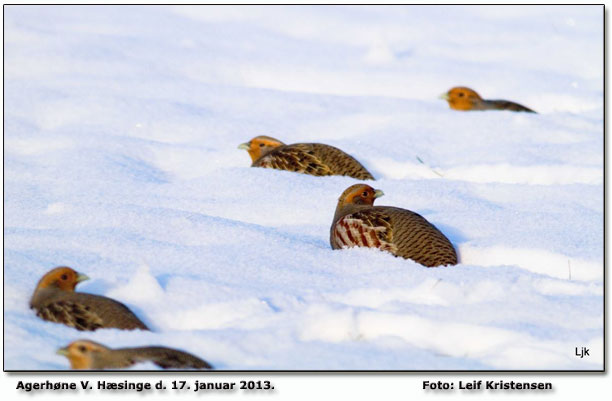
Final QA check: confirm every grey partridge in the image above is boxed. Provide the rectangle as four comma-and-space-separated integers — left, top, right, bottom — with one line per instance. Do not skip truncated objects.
57, 339, 212, 370
238, 136, 374, 180
30, 267, 149, 331
330, 184, 458, 267
441, 87, 536, 113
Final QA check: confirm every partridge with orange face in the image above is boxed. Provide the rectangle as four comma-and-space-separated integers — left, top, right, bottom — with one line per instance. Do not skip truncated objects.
57, 340, 212, 370
441, 87, 536, 113
30, 267, 149, 331
330, 184, 457, 267
239, 136, 374, 180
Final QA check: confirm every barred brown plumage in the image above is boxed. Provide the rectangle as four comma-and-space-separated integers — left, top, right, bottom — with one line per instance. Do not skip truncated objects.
238, 136, 374, 180
57, 340, 212, 370
330, 184, 458, 267
440, 87, 536, 113
30, 267, 149, 331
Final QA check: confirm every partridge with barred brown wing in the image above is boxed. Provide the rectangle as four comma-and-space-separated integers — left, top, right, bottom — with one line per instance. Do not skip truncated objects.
30, 267, 149, 331
330, 184, 457, 267
440, 87, 536, 113
57, 340, 212, 370
239, 136, 374, 180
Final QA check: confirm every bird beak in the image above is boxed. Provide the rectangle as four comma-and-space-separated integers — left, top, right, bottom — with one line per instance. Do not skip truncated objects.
438, 92, 450, 100
76, 273, 90, 283
237, 142, 251, 150
374, 189, 385, 199
56, 347, 69, 357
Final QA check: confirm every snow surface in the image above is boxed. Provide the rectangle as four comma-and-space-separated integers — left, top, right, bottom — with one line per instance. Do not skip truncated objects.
3, 5, 603, 370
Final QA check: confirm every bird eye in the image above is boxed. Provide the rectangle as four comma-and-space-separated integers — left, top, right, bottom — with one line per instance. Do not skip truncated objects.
78, 346, 87, 353
61, 274, 68, 280
259, 143, 265, 147
362, 191, 369, 197
458, 92, 465, 97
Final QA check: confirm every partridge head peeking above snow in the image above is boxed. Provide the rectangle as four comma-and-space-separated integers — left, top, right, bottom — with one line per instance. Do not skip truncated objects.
440, 87, 536, 113
238, 136, 374, 180
57, 339, 212, 370
30, 266, 149, 331
330, 184, 458, 267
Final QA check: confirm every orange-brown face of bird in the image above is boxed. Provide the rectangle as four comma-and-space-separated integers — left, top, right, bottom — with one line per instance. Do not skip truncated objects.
441, 87, 483, 111
35, 267, 89, 292
238, 136, 285, 162
57, 340, 107, 369
337, 184, 385, 208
